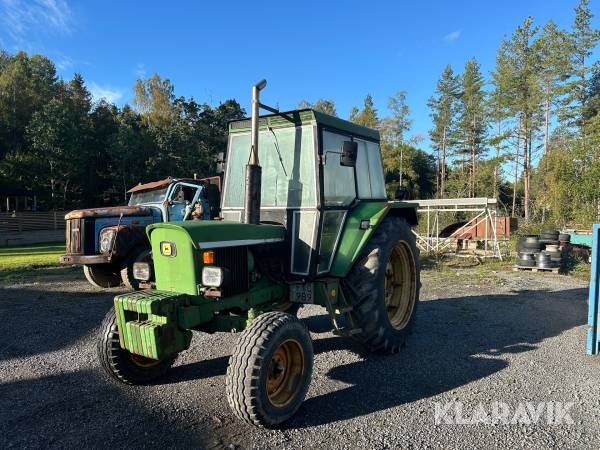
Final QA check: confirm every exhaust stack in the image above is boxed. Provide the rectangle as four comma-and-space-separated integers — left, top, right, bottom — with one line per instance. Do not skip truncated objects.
243, 79, 267, 224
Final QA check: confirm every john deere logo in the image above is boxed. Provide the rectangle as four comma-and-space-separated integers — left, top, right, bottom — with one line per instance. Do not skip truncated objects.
160, 241, 176, 257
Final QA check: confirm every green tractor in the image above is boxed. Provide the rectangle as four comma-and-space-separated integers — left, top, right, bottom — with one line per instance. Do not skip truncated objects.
97, 80, 420, 427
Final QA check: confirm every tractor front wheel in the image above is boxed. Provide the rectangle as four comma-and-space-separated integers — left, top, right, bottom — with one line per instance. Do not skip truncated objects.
226, 311, 313, 427
97, 309, 176, 385
83, 264, 121, 288
343, 216, 420, 354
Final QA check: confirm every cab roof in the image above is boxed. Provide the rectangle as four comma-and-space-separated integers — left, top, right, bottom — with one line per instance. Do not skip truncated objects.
127, 176, 220, 194
228, 108, 380, 142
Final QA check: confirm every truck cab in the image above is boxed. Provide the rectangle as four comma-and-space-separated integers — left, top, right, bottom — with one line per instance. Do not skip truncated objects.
61, 176, 220, 289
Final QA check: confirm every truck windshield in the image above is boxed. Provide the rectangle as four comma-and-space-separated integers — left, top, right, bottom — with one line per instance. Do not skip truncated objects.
223, 125, 316, 208
128, 187, 168, 205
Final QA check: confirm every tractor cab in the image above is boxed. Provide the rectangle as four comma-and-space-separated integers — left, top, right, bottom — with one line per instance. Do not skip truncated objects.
220, 109, 388, 278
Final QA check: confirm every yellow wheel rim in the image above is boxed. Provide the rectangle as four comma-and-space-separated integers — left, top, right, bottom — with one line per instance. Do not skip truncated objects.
129, 353, 161, 368
384, 241, 417, 330
266, 339, 305, 407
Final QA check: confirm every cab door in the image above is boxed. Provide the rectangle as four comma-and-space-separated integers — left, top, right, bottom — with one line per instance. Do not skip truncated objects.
316, 130, 357, 274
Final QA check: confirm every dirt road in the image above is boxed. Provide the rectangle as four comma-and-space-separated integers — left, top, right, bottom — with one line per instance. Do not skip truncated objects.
1, 268, 598, 449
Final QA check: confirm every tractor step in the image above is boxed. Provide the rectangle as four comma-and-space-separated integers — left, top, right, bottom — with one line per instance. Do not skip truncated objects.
332, 327, 362, 337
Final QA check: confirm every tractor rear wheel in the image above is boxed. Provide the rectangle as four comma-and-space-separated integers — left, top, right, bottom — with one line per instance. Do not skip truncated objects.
226, 311, 313, 427
343, 216, 420, 354
97, 309, 176, 385
83, 264, 121, 288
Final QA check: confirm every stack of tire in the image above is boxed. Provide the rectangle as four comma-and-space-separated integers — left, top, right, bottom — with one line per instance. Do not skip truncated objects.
558, 232, 571, 249
517, 236, 542, 267
539, 229, 561, 268
516, 230, 563, 270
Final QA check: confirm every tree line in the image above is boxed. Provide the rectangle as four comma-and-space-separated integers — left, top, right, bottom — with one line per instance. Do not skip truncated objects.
1, 0, 598, 229
0, 53, 245, 210
303, 0, 600, 228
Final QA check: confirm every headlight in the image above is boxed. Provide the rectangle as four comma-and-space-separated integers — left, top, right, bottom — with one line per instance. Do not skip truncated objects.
99, 228, 116, 253
202, 266, 224, 287
133, 262, 152, 281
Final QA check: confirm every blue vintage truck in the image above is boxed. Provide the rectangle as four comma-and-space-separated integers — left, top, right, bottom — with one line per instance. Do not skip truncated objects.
60, 176, 220, 289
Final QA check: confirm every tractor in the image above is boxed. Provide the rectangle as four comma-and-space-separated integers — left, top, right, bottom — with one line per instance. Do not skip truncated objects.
97, 80, 420, 427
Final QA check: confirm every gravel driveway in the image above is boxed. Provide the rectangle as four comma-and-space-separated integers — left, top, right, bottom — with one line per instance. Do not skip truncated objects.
1, 267, 598, 449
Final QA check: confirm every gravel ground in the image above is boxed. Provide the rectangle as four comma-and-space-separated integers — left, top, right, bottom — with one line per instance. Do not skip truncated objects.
1, 267, 599, 449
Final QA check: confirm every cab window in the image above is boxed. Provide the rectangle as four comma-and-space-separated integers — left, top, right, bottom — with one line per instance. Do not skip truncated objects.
355, 138, 386, 199
322, 131, 356, 206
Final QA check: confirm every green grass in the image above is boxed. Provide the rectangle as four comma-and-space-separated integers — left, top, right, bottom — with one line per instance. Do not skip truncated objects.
0, 242, 65, 273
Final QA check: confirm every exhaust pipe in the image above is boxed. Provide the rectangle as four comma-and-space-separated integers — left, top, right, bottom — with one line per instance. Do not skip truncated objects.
243, 79, 267, 225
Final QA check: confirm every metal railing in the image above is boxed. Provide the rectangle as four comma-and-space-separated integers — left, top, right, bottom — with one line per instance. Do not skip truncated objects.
0, 211, 66, 233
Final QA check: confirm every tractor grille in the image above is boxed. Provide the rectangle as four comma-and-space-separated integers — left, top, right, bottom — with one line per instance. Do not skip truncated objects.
214, 246, 248, 296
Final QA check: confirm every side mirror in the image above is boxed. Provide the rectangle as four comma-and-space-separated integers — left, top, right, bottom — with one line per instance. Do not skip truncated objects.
340, 141, 357, 167
215, 152, 226, 174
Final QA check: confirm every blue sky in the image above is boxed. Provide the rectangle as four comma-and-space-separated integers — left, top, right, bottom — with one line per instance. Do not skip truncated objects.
1, 0, 598, 151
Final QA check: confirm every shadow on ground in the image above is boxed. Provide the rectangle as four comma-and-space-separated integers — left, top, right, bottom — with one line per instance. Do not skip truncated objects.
0, 284, 118, 361
163, 287, 588, 429
0, 282, 588, 441
285, 287, 588, 428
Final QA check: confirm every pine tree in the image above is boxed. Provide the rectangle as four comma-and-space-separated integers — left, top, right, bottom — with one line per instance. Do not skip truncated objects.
567, 0, 600, 138
500, 17, 543, 220
352, 94, 379, 128
455, 59, 487, 197
535, 21, 573, 156
428, 65, 459, 197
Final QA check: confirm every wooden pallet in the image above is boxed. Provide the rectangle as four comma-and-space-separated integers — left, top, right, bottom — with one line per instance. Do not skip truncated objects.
513, 265, 560, 274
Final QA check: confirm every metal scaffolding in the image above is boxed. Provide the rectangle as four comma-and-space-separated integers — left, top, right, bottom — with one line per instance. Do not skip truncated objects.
404, 197, 504, 260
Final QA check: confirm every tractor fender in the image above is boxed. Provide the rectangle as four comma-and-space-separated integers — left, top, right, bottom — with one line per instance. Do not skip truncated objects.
384, 201, 419, 226
329, 201, 418, 278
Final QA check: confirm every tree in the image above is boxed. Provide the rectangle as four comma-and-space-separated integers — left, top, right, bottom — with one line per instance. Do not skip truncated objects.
489, 44, 515, 201
351, 94, 379, 128
133, 74, 176, 128
428, 65, 460, 197
381, 91, 411, 147
455, 59, 487, 197
297, 98, 337, 116
566, 0, 600, 138
500, 17, 543, 220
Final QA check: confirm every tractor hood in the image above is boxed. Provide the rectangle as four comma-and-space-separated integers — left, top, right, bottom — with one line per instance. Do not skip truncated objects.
65, 205, 157, 220
147, 221, 285, 249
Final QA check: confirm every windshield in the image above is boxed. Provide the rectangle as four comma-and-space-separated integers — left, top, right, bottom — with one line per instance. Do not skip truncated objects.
223, 125, 316, 208
128, 187, 168, 205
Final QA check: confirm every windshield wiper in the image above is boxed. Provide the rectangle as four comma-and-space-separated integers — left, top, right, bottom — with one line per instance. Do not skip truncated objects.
268, 126, 288, 177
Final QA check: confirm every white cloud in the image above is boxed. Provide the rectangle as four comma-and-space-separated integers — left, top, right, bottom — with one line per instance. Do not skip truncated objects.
0, 0, 72, 41
444, 30, 461, 43
134, 63, 147, 79
89, 82, 123, 104
55, 55, 73, 72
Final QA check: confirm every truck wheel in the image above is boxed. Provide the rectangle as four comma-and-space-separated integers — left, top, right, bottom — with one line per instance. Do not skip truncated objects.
120, 247, 152, 290
226, 311, 313, 427
343, 216, 420, 354
97, 309, 176, 385
83, 264, 121, 288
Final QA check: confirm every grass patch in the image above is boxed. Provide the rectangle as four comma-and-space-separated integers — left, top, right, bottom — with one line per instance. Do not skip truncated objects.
0, 242, 65, 274
421, 254, 511, 285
